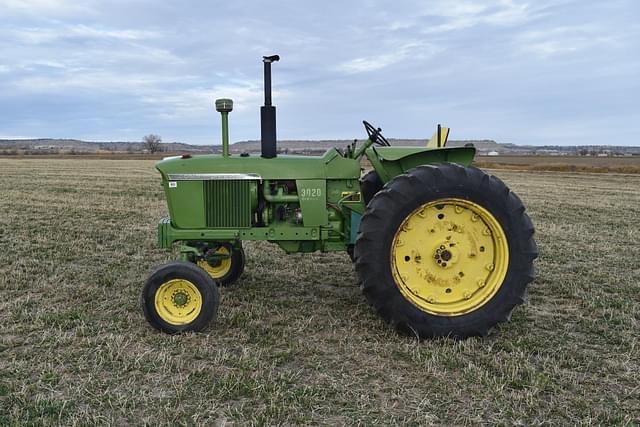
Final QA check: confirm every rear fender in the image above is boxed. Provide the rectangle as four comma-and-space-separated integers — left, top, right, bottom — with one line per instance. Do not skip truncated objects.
366, 146, 476, 183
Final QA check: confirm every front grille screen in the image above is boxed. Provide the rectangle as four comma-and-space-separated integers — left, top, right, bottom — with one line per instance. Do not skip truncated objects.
203, 180, 252, 228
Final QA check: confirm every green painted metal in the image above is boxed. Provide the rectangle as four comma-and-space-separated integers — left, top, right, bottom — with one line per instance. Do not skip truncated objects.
164, 180, 205, 228
156, 142, 476, 256
215, 98, 233, 159
365, 146, 476, 183
203, 180, 254, 228
263, 179, 299, 202
221, 113, 230, 158
296, 179, 327, 226
158, 217, 171, 248
158, 218, 322, 248
174, 293, 187, 305
178, 243, 200, 261
156, 98, 476, 258
156, 148, 361, 181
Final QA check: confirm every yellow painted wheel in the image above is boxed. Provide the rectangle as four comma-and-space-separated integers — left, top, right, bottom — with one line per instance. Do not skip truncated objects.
391, 198, 509, 316
355, 164, 537, 338
194, 242, 245, 286
142, 262, 219, 334
197, 246, 232, 279
154, 279, 203, 325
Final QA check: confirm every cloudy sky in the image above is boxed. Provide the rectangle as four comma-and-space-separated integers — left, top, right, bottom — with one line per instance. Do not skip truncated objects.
0, 0, 638, 146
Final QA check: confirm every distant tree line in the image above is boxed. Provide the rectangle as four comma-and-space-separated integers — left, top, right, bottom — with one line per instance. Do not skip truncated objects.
576, 148, 630, 156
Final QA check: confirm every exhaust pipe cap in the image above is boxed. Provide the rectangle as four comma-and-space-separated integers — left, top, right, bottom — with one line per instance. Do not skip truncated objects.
215, 98, 233, 113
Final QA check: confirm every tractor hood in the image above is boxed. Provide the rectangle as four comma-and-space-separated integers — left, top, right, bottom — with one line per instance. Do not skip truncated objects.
155, 148, 361, 181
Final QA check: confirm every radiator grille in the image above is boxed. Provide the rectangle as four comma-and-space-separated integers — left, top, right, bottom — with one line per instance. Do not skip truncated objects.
203, 180, 252, 228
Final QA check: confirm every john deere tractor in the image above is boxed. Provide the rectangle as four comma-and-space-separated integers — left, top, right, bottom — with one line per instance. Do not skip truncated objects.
141, 55, 537, 338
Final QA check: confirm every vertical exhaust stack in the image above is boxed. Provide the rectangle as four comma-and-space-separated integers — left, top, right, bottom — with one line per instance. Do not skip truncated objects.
261, 55, 279, 158
215, 98, 233, 158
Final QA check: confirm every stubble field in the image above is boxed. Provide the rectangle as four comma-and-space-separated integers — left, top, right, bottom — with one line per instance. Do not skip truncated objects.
0, 158, 639, 425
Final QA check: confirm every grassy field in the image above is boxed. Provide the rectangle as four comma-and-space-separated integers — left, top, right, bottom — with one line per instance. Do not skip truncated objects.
1, 159, 638, 425
474, 155, 640, 174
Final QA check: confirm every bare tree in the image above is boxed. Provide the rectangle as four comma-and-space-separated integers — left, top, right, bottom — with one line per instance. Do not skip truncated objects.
143, 134, 162, 153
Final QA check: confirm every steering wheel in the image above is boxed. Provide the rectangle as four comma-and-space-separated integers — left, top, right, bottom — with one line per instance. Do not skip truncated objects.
362, 120, 391, 146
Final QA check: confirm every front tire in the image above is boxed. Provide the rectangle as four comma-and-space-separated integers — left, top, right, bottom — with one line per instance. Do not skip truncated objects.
142, 261, 219, 334
196, 242, 245, 286
355, 163, 537, 338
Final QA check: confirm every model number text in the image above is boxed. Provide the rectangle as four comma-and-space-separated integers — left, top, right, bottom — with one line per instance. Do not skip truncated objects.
300, 188, 322, 198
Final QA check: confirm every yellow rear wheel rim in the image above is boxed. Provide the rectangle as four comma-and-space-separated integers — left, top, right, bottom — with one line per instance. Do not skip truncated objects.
391, 198, 509, 316
197, 246, 232, 278
154, 279, 202, 325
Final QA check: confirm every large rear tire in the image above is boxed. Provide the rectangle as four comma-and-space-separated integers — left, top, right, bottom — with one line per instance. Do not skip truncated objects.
360, 170, 383, 205
354, 163, 537, 338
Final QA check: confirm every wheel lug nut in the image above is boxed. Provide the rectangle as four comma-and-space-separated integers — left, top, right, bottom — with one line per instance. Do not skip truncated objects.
463, 291, 472, 299
477, 280, 486, 288
486, 264, 494, 271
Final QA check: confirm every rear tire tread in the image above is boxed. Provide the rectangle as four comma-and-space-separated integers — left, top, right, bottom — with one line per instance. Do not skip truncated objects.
355, 163, 537, 339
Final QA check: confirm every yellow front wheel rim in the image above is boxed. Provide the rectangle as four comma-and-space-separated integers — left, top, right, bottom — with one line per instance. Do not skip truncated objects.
391, 198, 509, 316
197, 246, 232, 278
154, 279, 202, 325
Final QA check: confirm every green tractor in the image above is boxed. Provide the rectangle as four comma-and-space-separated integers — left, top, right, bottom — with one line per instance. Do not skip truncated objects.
141, 55, 537, 338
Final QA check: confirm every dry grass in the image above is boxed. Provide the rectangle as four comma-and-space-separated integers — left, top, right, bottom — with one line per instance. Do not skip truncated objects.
475, 155, 640, 174
0, 159, 638, 425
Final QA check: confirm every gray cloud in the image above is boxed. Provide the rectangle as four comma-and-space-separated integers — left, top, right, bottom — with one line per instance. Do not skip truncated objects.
0, 0, 638, 145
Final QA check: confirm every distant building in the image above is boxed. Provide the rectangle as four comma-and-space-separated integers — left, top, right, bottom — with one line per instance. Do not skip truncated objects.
487, 151, 499, 156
